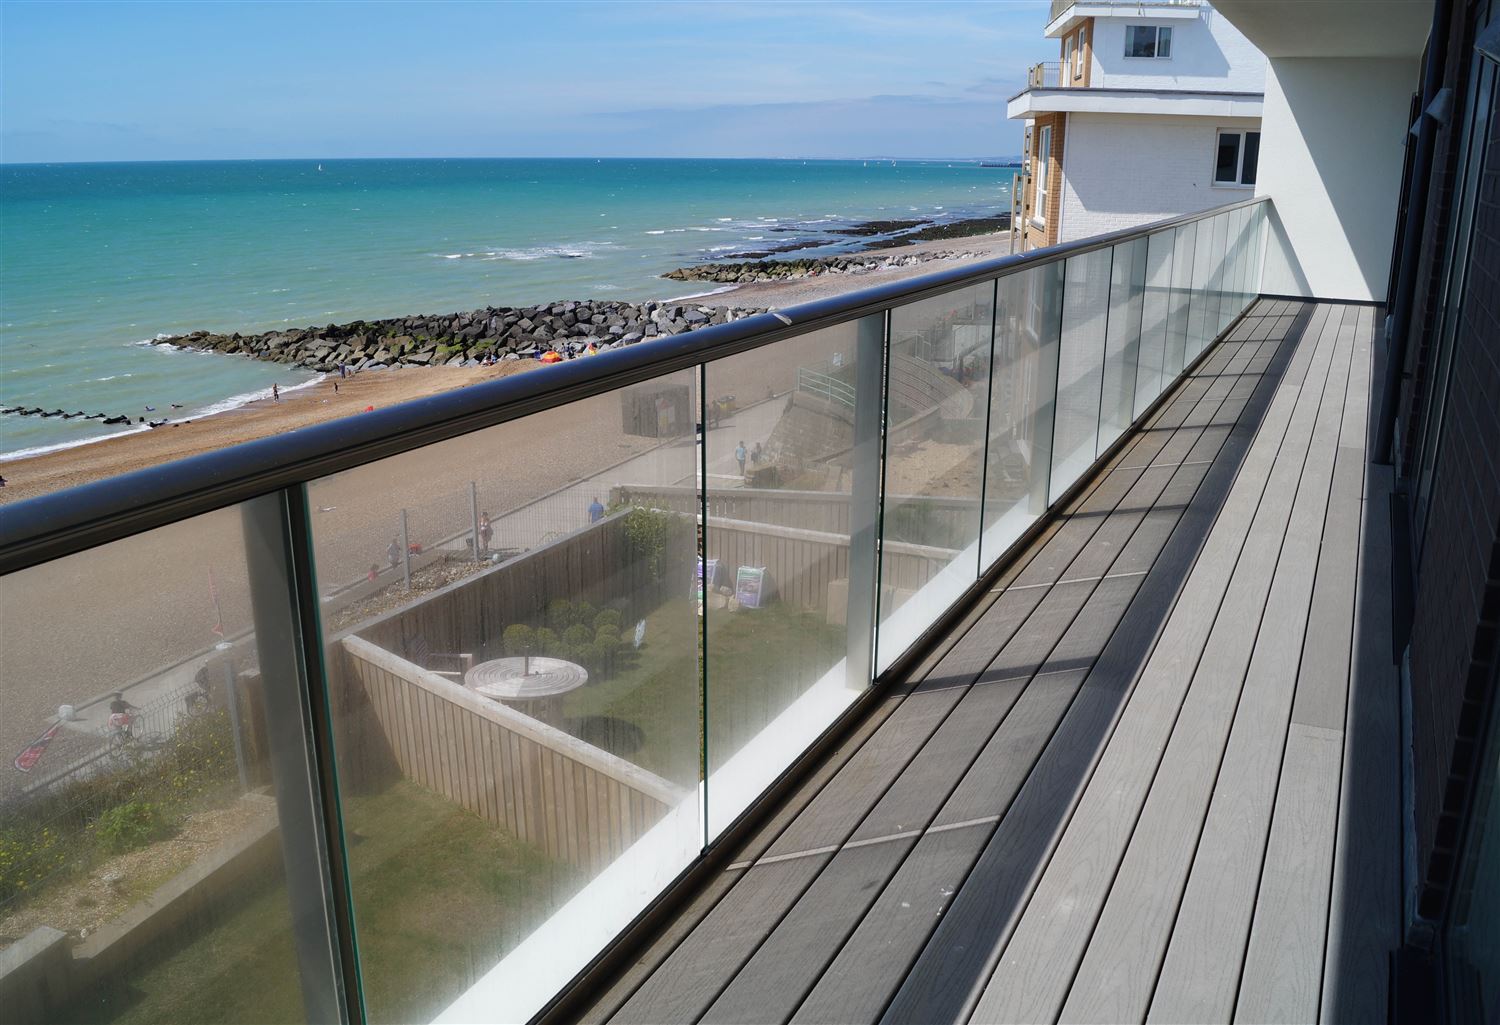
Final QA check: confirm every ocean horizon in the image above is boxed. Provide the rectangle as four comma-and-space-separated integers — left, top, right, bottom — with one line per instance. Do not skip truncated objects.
0, 157, 1017, 457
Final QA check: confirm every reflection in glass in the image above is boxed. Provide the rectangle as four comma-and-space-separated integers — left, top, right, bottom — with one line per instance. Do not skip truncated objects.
308, 376, 701, 1024
877, 283, 995, 672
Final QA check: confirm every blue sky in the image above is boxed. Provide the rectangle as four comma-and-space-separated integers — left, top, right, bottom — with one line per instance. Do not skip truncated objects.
1, 1, 1050, 162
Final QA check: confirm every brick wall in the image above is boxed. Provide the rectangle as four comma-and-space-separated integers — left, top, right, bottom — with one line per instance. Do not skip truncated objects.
1023, 113, 1067, 249
1406, 78, 1500, 914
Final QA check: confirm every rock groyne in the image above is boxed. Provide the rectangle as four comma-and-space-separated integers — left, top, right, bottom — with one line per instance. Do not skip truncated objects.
663, 247, 995, 285
155, 300, 766, 372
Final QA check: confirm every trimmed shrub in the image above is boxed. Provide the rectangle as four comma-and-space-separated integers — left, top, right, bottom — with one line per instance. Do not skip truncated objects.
94, 800, 174, 854
502, 624, 536, 657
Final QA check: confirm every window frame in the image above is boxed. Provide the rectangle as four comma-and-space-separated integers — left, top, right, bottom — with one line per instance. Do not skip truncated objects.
1124, 24, 1173, 60
1073, 25, 1087, 80
1212, 128, 1260, 188
1034, 124, 1052, 225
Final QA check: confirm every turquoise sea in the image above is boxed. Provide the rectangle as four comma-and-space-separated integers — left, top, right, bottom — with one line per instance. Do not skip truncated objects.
0, 158, 1017, 457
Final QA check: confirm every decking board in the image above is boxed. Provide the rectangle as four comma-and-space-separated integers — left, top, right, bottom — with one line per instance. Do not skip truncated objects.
1070, 303, 1355, 1023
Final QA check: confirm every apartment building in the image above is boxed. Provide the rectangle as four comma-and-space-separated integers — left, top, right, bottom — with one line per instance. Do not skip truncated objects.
1009, 1, 1267, 250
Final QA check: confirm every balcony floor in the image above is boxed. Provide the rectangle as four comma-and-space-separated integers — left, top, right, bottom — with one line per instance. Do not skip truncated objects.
583, 299, 1401, 1025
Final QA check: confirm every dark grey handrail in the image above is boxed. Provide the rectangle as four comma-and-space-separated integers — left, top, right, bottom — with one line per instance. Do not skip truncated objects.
0, 195, 1267, 574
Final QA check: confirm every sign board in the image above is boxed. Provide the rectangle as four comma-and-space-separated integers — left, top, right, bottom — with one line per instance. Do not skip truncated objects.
735, 566, 768, 609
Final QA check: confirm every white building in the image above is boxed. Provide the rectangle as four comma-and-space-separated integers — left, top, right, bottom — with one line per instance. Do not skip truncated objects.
1008, 1, 1268, 250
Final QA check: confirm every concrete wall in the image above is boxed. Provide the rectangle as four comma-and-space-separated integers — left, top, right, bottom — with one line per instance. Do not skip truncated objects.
1255, 57, 1419, 301
1091, 8, 1266, 91
1058, 112, 1261, 242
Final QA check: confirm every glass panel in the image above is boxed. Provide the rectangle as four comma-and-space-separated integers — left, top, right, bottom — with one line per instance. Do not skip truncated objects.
983, 262, 1063, 568
1241, 132, 1260, 186
1186, 219, 1216, 361
1158, 26, 1172, 58
0, 509, 329, 1024
1233, 207, 1254, 316
1166, 221, 1196, 378
703, 321, 877, 838
1223, 208, 1243, 321
1099, 236, 1147, 452
1208, 212, 1231, 337
1135, 226, 1175, 417
1215, 133, 1241, 184
1050, 248, 1112, 499
1126, 25, 1156, 57
308, 375, 702, 1025
877, 282, 995, 672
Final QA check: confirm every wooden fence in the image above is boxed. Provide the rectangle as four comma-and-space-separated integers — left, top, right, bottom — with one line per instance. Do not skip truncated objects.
614, 484, 980, 548
344, 509, 689, 668
337, 636, 683, 872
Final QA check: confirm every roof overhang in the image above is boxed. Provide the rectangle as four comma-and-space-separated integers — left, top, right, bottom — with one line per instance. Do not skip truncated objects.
1007, 87, 1264, 120
1046, 2, 1203, 39
1208, 0, 1432, 57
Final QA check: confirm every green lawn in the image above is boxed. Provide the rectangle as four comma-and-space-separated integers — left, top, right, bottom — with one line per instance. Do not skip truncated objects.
561, 597, 846, 785
73, 781, 568, 1025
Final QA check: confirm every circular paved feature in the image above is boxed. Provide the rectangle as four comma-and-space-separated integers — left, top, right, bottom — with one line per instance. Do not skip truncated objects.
465, 656, 589, 701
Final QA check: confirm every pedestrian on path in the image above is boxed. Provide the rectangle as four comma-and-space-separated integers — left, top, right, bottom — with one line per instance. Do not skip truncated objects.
735, 441, 747, 476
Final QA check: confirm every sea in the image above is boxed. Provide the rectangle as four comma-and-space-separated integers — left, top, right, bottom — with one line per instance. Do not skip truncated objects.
0, 158, 1018, 458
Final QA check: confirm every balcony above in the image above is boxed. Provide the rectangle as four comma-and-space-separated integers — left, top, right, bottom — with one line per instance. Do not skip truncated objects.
1047, 1, 1203, 39
1007, 83, 1263, 121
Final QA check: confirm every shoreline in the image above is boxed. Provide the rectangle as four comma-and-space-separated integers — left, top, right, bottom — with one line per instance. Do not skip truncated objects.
0, 228, 1013, 503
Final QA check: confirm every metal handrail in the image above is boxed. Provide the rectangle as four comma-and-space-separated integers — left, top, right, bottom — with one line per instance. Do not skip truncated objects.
0, 195, 1269, 575
1029, 61, 1064, 89
796, 368, 857, 409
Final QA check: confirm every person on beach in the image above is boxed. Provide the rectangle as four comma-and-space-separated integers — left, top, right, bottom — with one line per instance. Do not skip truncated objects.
588, 497, 605, 523
334, 381, 340, 394
367, 563, 380, 582
479, 512, 493, 552
272, 383, 280, 403
387, 538, 401, 569
735, 441, 747, 476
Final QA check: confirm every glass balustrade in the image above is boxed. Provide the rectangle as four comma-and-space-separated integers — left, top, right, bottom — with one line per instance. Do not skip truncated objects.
0, 199, 1268, 1025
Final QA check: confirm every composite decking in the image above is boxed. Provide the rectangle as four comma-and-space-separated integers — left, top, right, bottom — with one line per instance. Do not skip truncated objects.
580, 299, 1400, 1025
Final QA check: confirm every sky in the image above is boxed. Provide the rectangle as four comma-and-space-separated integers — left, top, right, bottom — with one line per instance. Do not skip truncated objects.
1, 1, 1052, 163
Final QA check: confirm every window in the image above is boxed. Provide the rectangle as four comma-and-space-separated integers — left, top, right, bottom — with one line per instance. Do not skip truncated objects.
1064, 35, 1076, 83
1073, 26, 1087, 80
1034, 125, 1052, 222
1213, 129, 1261, 186
1125, 25, 1172, 58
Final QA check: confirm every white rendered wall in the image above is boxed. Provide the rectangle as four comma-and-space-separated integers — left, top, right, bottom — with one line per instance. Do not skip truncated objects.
1058, 113, 1261, 243
1255, 57, 1419, 301
1090, 8, 1266, 92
